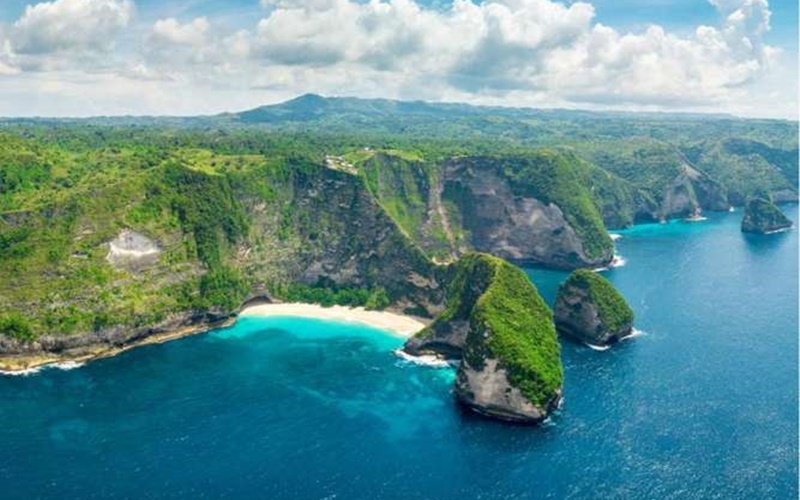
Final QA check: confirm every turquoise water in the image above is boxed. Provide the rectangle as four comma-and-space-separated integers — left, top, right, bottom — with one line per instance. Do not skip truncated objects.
1, 206, 797, 499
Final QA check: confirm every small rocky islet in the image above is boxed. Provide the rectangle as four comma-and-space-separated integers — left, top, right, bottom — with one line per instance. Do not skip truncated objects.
741, 198, 793, 234
553, 269, 635, 348
403, 253, 563, 424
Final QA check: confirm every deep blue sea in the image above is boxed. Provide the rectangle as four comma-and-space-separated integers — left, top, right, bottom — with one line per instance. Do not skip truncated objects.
1, 206, 797, 499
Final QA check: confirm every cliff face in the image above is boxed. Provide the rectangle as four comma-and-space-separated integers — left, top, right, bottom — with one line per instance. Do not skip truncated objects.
405, 254, 563, 424
242, 163, 445, 315
442, 158, 611, 269
444, 155, 615, 269
361, 152, 615, 269
361, 153, 461, 261
554, 269, 634, 347
741, 198, 793, 234
659, 165, 730, 219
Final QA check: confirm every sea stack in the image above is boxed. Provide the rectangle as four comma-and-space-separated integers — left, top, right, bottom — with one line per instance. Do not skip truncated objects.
404, 253, 563, 424
741, 198, 793, 234
554, 269, 634, 347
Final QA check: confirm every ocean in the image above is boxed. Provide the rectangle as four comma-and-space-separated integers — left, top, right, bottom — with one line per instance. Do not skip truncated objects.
1, 206, 796, 499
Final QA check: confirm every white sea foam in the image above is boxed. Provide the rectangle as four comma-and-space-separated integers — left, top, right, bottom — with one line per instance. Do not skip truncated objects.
1, 360, 87, 377
594, 254, 626, 272
764, 227, 792, 235
0, 366, 43, 377
584, 343, 611, 351
609, 233, 623, 241
53, 361, 85, 371
622, 328, 646, 341
394, 349, 453, 368
684, 216, 708, 222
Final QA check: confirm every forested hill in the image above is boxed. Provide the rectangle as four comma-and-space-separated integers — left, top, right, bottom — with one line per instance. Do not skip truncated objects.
4, 93, 797, 204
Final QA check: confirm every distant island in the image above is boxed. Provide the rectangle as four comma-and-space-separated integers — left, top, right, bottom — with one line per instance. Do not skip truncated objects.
0, 95, 797, 422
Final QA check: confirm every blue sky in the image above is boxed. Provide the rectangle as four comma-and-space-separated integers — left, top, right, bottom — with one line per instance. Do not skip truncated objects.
0, 0, 796, 118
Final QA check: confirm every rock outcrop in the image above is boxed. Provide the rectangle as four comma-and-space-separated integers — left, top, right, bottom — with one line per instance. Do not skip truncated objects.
405, 253, 563, 424
554, 269, 634, 347
659, 165, 730, 220
741, 198, 793, 234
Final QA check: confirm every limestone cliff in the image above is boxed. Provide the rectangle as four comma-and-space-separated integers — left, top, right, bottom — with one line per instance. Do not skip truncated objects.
659, 164, 729, 219
361, 152, 615, 269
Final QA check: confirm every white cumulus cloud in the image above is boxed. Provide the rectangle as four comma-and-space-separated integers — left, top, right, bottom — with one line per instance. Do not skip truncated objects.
0, 0, 795, 118
11, 0, 134, 55
152, 17, 210, 47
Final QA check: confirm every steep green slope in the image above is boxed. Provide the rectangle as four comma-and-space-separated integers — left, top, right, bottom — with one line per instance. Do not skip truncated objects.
460, 254, 562, 409
572, 138, 732, 219
359, 152, 460, 260
354, 149, 618, 267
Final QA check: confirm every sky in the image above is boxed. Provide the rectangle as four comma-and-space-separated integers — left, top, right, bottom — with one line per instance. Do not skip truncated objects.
0, 0, 796, 119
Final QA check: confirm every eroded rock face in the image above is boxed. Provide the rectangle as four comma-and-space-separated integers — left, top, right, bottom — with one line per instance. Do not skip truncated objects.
555, 269, 634, 347
106, 230, 161, 270
252, 166, 446, 316
455, 358, 561, 423
658, 165, 730, 220
442, 160, 612, 269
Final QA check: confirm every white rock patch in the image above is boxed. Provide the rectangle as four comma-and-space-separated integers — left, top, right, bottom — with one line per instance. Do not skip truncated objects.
107, 230, 160, 269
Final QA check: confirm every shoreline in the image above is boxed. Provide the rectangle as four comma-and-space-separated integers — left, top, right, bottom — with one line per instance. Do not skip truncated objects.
0, 303, 428, 375
238, 303, 428, 338
0, 318, 236, 374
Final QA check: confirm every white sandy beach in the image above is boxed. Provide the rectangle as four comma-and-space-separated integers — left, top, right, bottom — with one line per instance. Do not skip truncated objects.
238, 303, 429, 337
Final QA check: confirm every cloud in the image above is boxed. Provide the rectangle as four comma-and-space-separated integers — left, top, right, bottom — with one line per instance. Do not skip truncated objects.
11, 0, 134, 55
152, 17, 209, 47
0, 0, 794, 118
230, 0, 779, 110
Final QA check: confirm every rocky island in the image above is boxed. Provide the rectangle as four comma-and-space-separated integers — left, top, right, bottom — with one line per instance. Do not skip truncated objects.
404, 254, 562, 423
741, 198, 793, 234
554, 270, 634, 347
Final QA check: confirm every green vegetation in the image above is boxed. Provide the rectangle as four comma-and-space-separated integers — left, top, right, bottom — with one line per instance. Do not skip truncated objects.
359, 152, 457, 259
452, 254, 562, 408
198, 266, 250, 311
161, 162, 249, 268
0, 312, 35, 342
560, 269, 634, 333
0, 95, 796, 346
